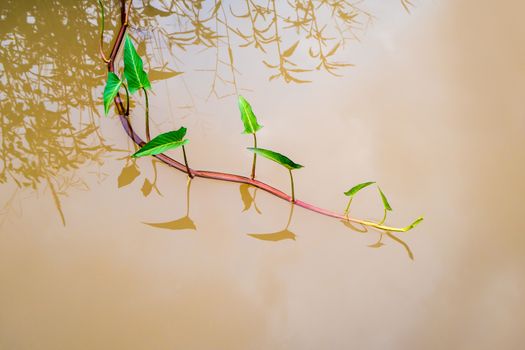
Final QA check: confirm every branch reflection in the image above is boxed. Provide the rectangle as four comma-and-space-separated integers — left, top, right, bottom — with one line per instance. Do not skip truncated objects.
247, 203, 296, 242
0, 0, 410, 224
341, 220, 414, 260
143, 177, 196, 231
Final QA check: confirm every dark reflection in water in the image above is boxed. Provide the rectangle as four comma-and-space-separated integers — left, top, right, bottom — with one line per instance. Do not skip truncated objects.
0, 0, 115, 224
341, 219, 414, 259
239, 184, 262, 214
0, 0, 398, 224
143, 177, 196, 231
248, 203, 296, 241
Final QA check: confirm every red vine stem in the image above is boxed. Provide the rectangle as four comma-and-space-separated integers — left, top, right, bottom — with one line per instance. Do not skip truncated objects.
102, 1, 422, 234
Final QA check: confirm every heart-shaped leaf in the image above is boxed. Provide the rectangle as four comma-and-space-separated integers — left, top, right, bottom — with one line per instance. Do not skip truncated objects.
378, 187, 392, 211
247, 147, 303, 170
123, 35, 151, 94
132, 127, 189, 158
344, 181, 375, 197
238, 96, 263, 134
103, 72, 122, 115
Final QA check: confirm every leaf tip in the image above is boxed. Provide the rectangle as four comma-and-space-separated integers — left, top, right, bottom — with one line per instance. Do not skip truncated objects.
378, 186, 393, 211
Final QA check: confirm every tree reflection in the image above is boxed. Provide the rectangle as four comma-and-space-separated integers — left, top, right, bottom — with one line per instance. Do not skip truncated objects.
0, 0, 114, 224
0, 0, 410, 224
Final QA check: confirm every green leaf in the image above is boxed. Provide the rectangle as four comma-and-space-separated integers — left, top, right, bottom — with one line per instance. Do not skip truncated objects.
378, 187, 393, 211
132, 127, 189, 158
344, 181, 375, 197
103, 72, 122, 115
247, 147, 303, 170
123, 35, 151, 94
405, 216, 424, 230
238, 96, 263, 134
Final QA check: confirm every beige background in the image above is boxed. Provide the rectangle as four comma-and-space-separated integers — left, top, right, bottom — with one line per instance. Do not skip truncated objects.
1, 0, 524, 349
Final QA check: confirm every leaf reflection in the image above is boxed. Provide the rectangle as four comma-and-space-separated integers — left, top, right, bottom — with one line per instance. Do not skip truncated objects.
341, 220, 414, 260
239, 184, 262, 214
117, 160, 141, 188
0, 0, 411, 224
143, 178, 196, 231
247, 203, 296, 241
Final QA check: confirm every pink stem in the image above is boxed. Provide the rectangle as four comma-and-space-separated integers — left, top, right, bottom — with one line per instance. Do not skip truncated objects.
119, 114, 348, 221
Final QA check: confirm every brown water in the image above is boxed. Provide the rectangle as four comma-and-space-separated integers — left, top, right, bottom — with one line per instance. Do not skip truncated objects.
1, 0, 524, 349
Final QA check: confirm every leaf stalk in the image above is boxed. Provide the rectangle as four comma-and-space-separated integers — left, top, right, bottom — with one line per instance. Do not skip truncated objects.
122, 83, 130, 116
344, 196, 353, 216
289, 169, 295, 202
182, 145, 193, 178
142, 87, 150, 141
251, 133, 257, 179
379, 208, 387, 225
97, 0, 110, 63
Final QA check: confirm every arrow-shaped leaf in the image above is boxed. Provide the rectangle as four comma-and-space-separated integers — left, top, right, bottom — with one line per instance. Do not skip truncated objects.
344, 181, 375, 197
378, 187, 393, 211
123, 35, 151, 94
247, 147, 303, 170
132, 127, 189, 158
238, 96, 263, 134
103, 72, 122, 115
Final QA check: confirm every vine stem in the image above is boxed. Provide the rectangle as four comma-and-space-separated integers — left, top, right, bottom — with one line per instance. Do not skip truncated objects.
103, 1, 421, 234
122, 83, 130, 116
97, 0, 110, 63
182, 145, 194, 178
379, 209, 387, 225
143, 87, 150, 141
250, 133, 257, 179
344, 197, 353, 216
288, 169, 295, 202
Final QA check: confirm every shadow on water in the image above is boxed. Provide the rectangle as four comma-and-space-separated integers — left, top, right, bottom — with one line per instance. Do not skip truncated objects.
239, 184, 262, 214
0, 0, 410, 225
341, 218, 414, 260
0, 0, 119, 225
143, 177, 196, 231
247, 203, 296, 242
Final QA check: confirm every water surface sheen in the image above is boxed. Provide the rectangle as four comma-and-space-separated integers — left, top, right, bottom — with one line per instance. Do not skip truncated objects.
0, 0, 524, 349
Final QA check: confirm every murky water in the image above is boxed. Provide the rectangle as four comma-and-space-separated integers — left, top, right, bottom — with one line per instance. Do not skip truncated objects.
1, 0, 524, 349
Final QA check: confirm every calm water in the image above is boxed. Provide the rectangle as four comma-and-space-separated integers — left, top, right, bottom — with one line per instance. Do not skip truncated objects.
1, 0, 524, 349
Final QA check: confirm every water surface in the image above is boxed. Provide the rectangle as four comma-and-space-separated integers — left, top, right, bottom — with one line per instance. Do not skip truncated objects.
1, 0, 524, 349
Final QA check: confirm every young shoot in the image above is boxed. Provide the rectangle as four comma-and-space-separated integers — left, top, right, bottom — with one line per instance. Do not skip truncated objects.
123, 34, 152, 140
238, 96, 263, 179
247, 147, 303, 202
377, 186, 392, 225
343, 181, 375, 216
